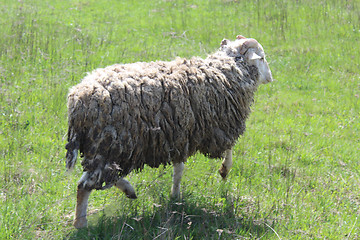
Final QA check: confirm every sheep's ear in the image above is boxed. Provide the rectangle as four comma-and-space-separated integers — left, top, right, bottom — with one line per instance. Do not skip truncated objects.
236, 35, 246, 40
221, 39, 229, 46
239, 38, 259, 54
248, 51, 262, 60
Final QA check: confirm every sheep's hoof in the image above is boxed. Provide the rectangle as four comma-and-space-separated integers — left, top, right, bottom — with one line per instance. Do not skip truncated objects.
219, 164, 229, 179
170, 190, 181, 200
126, 192, 137, 199
124, 189, 137, 199
171, 194, 181, 200
73, 218, 88, 229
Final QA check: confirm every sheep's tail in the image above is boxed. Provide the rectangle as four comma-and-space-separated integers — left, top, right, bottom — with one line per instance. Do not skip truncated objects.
65, 127, 80, 171
66, 87, 85, 171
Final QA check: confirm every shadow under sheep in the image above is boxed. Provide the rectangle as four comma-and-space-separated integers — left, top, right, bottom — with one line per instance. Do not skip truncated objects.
67, 193, 275, 240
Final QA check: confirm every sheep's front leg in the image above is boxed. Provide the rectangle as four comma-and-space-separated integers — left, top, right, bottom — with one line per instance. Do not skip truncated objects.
219, 148, 233, 179
115, 178, 137, 199
171, 162, 184, 199
74, 185, 92, 228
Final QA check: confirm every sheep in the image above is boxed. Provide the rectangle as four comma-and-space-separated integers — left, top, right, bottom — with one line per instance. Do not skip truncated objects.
65, 35, 273, 228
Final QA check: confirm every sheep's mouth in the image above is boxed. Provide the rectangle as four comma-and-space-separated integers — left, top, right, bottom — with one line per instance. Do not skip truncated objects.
266, 78, 274, 83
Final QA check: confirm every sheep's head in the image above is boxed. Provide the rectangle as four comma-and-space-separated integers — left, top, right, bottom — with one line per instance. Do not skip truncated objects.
220, 35, 273, 84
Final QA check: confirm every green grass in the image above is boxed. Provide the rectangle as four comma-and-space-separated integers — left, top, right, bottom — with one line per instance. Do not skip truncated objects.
0, 0, 359, 239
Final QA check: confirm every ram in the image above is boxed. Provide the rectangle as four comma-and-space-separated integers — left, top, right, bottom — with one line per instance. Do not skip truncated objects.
66, 35, 273, 228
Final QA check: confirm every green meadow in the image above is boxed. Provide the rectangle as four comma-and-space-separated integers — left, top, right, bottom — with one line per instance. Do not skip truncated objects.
0, 0, 359, 239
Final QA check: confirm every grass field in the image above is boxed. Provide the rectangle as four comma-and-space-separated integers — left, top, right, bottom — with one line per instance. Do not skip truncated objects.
0, 0, 359, 239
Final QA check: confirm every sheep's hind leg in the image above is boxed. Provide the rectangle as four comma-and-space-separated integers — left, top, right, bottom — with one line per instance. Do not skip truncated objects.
171, 162, 184, 199
74, 173, 92, 228
219, 148, 233, 179
115, 178, 137, 199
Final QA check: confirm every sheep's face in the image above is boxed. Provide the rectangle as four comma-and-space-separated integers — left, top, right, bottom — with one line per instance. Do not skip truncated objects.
220, 37, 273, 84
